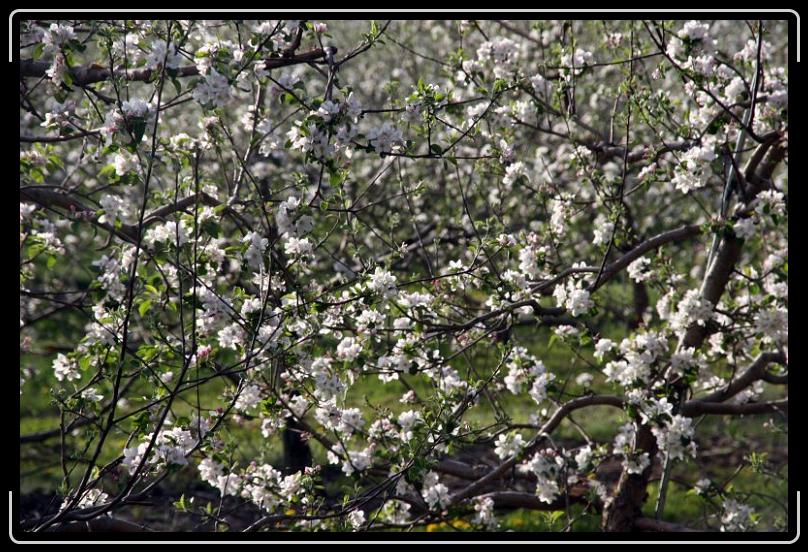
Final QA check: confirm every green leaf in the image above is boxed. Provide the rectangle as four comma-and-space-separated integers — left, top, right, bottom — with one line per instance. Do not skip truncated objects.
174, 494, 188, 512
130, 118, 147, 145
138, 299, 152, 317
202, 219, 220, 238
144, 284, 160, 296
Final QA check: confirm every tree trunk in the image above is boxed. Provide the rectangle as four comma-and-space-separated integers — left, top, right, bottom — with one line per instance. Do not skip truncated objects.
600, 424, 658, 531
282, 417, 312, 473
601, 135, 785, 532
631, 281, 649, 329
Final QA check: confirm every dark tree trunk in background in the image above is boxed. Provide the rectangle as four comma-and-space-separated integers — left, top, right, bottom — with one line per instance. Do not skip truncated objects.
283, 417, 312, 473
631, 281, 649, 329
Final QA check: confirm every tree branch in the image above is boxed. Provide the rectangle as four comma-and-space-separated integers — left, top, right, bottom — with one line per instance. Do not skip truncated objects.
696, 352, 786, 403
19, 49, 325, 87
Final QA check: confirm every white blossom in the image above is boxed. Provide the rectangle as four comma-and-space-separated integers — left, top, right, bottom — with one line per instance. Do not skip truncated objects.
53, 353, 80, 382
494, 432, 526, 460
193, 69, 231, 108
